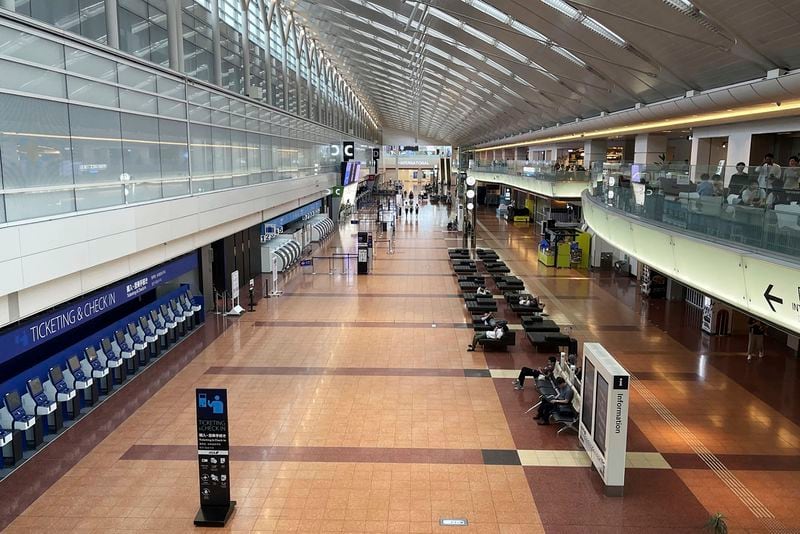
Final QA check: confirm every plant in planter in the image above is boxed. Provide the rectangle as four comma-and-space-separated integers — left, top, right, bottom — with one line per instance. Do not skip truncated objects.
704, 512, 728, 534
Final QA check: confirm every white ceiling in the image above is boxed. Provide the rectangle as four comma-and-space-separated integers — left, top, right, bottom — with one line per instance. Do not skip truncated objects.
287, 0, 800, 146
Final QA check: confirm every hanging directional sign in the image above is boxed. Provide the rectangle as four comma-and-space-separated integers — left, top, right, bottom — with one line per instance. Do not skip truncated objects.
764, 284, 783, 313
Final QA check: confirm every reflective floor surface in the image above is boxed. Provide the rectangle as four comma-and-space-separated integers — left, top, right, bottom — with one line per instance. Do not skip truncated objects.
1, 202, 799, 533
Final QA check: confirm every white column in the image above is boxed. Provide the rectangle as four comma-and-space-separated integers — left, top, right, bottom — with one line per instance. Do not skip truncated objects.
210, 0, 223, 87
583, 138, 607, 168
633, 134, 667, 165
166, 0, 184, 71
105, 0, 119, 48
725, 131, 752, 170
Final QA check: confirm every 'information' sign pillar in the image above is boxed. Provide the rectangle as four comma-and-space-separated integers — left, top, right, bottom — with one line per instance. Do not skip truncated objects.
194, 388, 236, 526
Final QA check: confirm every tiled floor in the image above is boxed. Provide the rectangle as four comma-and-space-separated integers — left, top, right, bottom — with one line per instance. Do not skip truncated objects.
2, 201, 800, 533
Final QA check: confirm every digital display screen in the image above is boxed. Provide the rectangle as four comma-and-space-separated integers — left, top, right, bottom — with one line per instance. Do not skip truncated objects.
342, 161, 354, 185
150, 309, 159, 322
49, 366, 64, 384
594, 373, 609, 455
115, 330, 126, 344
581, 359, 595, 432
27, 377, 43, 397
101, 338, 112, 353
4, 391, 21, 412
352, 162, 362, 184
68, 355, 82, 372
128, 323, 138, 337
139, 316, 149, 329
86, 345, 98, 361
631, 164, 643, 183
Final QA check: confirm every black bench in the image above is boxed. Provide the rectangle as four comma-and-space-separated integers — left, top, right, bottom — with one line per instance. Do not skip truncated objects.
459, 281, 479, 291
551, 404, 579, 434
526, 332, 571, 352
463, 293, 495, 302
476, 248, 496, 257
454, 265, 478, 274
458, 275, 486, 283
466, 300, 497, 313
486, 265, 511, 273
475, 331, 516, 350
521, 315, 545, 329
497, 281, 525, 291
524, 319, 560, 333
509, 301, 543, 314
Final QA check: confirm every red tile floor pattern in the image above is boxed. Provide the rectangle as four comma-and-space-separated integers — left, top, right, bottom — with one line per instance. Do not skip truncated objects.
1, 202, 799, 532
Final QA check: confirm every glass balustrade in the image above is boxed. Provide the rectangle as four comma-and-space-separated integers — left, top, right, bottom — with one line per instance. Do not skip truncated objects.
470, 160, 592, 182
588, 162, 800, 258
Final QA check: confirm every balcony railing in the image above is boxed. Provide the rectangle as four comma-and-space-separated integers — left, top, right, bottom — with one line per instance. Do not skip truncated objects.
588, 163, 800, 258
471, 161, 592, 183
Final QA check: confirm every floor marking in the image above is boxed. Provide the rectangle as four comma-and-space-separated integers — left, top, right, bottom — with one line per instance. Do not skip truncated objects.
631, 375, 786, 532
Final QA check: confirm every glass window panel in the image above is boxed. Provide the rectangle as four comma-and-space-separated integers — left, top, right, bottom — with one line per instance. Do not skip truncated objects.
189, 104, 211, 123
119, 88, 158, 113
0, 58, 66, 98
210, 93, 229, 111
229, 112, 245, 129
189, 122, 213, 193
187, 86, 210, 105
158, 97, 186, 119
5, 191, 76, 221
0, 25, 64, 67
120, 113, 161, 190
68, 105, 123, 188
74, 185, 123, 211
211, 126, 232, 190
157, 75, 185, 99
78, 0, 108, 43
159, 118, 189, 197
212, 109, 230, 127
65, 47, 117, 80
231, 129, 247, 186
118, 63, 157, 91
67, 76, 119, 107
0, 94, 73, 190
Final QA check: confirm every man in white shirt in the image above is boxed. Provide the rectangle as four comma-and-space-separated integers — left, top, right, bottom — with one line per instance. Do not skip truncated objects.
755, 153, 781, 188
468, 325, 504, 351
741, 179, 766, 207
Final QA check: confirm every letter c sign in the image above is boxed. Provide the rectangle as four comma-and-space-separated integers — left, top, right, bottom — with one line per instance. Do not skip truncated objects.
343, 141, 355, 162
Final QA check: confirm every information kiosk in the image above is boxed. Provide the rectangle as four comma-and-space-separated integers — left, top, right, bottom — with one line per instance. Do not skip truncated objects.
578, 342, 630, 496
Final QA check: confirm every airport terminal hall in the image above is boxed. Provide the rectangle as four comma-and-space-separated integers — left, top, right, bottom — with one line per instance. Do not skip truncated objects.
4, 0, 800, 533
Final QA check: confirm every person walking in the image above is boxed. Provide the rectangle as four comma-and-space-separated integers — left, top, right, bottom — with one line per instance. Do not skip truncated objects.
747, 318, 765, 361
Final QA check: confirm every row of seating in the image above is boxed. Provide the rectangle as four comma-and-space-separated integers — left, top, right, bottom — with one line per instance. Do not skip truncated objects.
452, 248, 517, 350
531, 357, 582, 434
0, 289, 202, 468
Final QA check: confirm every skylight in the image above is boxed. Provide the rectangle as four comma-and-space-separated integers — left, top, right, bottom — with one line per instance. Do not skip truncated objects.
539, 0, 627, 47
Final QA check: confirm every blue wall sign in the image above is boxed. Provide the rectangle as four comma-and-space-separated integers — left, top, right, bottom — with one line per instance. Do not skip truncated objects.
260, 200, 321, 238
0, 253, 198, 366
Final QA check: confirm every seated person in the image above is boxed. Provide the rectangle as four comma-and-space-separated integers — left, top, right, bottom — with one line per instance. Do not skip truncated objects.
479, 311, 496, 326
518, 295, 532, 306
467, 324, 505, 351
512, 356, 556, 390
476, 286, 492, 296
534, 377, 574, 425
741, 179, 766, 207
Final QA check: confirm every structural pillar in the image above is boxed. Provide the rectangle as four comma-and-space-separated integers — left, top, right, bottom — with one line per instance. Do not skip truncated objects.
240, 0, 251, 96
166, 0, 184, 72
105, 0, 120, 49
210, 0, 223, 87
583, 138, 608, 169
633, 134, 667, 165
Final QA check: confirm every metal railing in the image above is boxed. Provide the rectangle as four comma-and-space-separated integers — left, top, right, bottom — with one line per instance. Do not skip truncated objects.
309, 253, 357, 274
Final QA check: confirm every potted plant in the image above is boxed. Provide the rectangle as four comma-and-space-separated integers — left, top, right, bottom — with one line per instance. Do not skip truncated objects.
704, 512, 728, 534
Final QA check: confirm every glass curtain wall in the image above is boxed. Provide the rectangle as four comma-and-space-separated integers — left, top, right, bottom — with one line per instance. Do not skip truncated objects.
268, 7, 285, 110
218, 0, 243, 94
117, 0, 169, 68
0, 17, 348, 225
181, 0, 214, 82
298, 37, 309, 119
247, 0, 266, 102
284, 15, 298, 115
14, 0, 108, 43
309, 49, 319, 122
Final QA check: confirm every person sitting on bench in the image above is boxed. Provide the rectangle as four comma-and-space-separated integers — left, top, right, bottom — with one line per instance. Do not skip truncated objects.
535, 377, 573, 425
512, 356, 556, 390
479, 311, 496, 326
467, 324, 505, 351
519, 295, 532, 306
476, 286, 491, 296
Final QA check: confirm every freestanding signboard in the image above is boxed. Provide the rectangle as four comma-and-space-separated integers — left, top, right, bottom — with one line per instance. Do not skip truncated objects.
194, 388, 236, 526
578, 343, 630, 496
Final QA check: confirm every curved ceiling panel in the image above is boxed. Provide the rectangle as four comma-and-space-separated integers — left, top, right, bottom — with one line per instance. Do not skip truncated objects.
286, 0, 800, 145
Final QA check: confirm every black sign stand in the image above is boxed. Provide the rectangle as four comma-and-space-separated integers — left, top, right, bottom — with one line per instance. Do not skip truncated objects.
194, 388, 236, 527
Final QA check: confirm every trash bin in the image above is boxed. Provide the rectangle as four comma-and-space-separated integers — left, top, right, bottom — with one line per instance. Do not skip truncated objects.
600, 252, 613, 270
